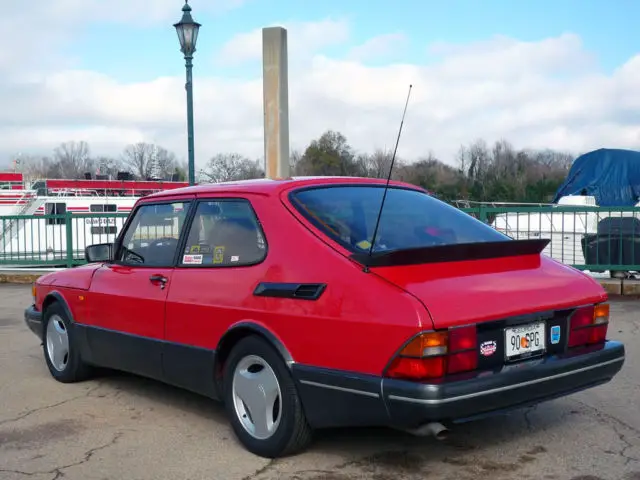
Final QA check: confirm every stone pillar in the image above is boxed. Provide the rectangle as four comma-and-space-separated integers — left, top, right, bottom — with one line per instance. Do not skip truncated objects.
262, 26, 290, 179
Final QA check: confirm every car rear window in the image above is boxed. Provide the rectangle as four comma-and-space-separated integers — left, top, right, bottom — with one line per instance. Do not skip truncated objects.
290, 185, 509, 253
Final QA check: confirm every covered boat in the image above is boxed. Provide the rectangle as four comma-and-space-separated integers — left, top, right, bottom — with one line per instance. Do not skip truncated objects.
553, 148, 640, 207
490, 148, 640, 277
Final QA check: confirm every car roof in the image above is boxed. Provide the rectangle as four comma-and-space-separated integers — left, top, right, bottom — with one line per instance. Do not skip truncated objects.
143, 176, 426, 200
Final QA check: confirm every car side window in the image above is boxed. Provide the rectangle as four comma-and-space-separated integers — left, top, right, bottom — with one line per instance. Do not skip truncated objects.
117, 201, 191, 267
180, 199, 267, 267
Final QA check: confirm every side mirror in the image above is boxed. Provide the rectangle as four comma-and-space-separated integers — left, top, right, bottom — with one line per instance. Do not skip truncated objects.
85, 243, 113, 263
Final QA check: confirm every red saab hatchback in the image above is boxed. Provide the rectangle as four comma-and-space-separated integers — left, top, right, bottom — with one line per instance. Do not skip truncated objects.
24, 177, 625, 458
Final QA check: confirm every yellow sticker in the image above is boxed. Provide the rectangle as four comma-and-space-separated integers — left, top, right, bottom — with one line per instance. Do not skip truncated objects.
189, 245, 201, 253
213, 246, 225, 264
356, 240, 371, 249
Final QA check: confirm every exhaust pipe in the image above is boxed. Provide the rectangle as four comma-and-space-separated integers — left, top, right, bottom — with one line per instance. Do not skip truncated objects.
400, 422, 449, 440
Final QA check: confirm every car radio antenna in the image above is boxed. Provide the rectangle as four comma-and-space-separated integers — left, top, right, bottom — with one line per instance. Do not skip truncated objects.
367, 84, 413, 259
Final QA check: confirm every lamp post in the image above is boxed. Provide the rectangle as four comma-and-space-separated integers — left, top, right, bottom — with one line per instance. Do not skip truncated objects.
174, 1, 201, 185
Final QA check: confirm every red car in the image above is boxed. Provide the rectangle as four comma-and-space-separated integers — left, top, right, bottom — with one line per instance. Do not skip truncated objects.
24, 176, 625, 458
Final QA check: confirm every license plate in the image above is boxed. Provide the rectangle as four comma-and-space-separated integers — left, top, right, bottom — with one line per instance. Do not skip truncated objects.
504, 321, 546, 360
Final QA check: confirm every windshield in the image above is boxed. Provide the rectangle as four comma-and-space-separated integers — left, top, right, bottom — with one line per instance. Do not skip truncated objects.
290, 185, 510, 253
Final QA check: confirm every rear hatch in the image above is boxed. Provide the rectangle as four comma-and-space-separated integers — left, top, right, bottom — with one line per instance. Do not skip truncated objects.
366, 248, 606, 329
357, 240, 608, 369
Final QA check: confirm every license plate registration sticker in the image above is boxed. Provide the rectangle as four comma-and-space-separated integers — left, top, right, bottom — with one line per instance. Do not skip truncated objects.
504, 321, 546, 360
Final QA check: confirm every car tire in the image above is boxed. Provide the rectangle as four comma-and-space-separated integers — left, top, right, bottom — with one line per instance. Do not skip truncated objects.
223, 335, 313, 458
42, 302, 92, 383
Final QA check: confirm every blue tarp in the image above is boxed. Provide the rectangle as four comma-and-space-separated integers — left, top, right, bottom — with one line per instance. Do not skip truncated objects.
553, 148, 640, 206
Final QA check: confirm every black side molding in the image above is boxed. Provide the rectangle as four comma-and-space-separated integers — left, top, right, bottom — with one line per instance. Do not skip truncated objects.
350, 238, 550, 267
253, 282, 327, 301
43, 291, 76, 324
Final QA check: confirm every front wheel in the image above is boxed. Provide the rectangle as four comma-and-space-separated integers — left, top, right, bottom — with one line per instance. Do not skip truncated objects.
222, 335, 313, 458
42, 302, 92, 383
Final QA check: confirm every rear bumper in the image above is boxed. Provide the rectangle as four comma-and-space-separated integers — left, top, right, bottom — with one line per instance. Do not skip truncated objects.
292, 340, 625, 430
384, 340, 625, 427
24, 304, 43, 340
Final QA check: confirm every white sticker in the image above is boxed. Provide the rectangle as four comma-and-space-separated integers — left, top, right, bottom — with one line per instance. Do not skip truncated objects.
183, 254, 203, 265
230, 255, 239, 262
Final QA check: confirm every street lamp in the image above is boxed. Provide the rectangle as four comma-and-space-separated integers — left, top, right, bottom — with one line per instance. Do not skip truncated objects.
174, 1, 201, 186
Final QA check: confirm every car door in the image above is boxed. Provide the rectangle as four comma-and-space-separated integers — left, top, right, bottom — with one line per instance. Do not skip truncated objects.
163, 197, 269, 397
85, 199, 193, 379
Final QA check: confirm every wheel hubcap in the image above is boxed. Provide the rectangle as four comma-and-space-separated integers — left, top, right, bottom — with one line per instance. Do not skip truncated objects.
231, 355, 282, 440
46, 314, 69, 372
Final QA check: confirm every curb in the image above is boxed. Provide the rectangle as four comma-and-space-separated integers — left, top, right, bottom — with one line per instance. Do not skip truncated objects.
0, 273, 44, 284
598, 278, 640, 297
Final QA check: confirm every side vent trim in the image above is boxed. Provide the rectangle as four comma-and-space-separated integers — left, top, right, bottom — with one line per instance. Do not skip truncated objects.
253, 282, 327, 301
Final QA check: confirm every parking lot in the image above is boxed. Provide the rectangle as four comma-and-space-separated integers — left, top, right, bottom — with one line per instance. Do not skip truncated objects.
0, 284, 638, 480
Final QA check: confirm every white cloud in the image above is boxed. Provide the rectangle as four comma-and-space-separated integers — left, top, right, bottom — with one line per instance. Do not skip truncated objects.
347, 33, 408, 62
427, 33, 595, 79
2, 16, 640, 172
216, 18, 350, 65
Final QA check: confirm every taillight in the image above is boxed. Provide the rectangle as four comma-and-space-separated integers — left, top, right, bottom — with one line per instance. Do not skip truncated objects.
568, 303, 609, 348
448, 326, 478, 373
385, 326, 478, 381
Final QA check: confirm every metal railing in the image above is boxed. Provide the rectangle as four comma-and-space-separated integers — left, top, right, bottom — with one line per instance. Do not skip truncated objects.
3, 206, 640, 275
460, 205, 640, 275
0, 213, 128, 267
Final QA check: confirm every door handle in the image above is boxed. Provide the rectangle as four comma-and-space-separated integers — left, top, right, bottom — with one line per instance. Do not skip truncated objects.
149, 274, 168, 289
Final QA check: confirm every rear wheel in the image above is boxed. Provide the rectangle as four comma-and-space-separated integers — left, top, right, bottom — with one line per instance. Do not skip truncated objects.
222, 335, 313, 458
42, 302, 92, 383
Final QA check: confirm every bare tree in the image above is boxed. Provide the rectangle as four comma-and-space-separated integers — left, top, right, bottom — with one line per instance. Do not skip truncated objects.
456, 145, 467, 175
121, 142, 155, 179
94, 156, 123, 179
53, 141, 93, 179
289, 149, 302, 175
359, 148, 395, 178
121, 142, 179, 179
154, 148, 179, 179
199, 153, 264, 183
466, 138, 490, 180
18, 155, 57, 181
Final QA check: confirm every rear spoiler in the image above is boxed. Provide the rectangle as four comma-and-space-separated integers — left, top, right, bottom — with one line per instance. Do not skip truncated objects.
349, 238, 550, 268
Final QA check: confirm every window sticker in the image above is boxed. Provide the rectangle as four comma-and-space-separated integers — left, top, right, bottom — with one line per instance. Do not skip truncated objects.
188, 244, 212, 254
231, 255, 240, 262
213, 246, 225, 264
183, 254, 203, 265
356, 240, 371, 250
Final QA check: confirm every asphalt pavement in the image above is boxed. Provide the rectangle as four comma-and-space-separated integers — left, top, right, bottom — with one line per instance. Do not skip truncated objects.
0, 284, 638, 480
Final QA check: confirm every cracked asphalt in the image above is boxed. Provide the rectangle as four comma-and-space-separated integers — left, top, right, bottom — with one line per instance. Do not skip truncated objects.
0, 285, 638, 480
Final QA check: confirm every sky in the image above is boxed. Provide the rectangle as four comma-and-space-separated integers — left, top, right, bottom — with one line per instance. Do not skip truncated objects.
2, 0, 640, 171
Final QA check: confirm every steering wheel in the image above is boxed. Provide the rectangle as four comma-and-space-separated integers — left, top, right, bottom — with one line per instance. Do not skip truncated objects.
121, 246, 145, 264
